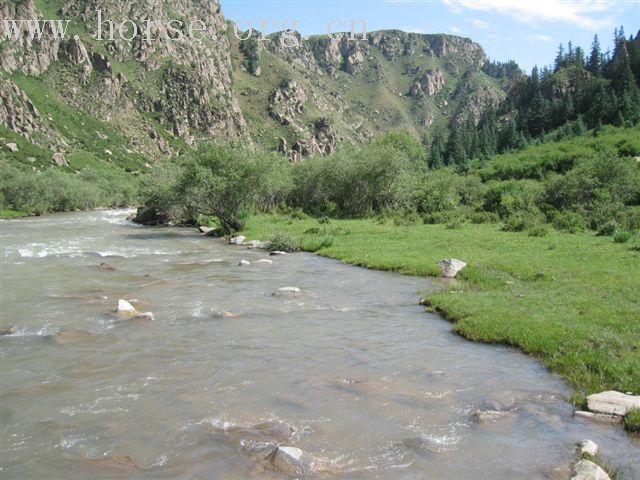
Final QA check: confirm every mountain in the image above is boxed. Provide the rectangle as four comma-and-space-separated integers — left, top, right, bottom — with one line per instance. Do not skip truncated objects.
0, 0, 512, 171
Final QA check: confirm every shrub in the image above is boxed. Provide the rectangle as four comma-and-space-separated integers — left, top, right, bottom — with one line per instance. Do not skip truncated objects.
502, 211, 545, 232
613, 229, 631, 243
527, 224, 549, 237
551, 211, 587, 233
269, 233, 301, 252
136, 144, 293, 233
624, 408, 640, 434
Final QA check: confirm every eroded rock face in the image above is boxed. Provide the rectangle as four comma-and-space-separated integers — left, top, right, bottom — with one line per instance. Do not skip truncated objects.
268, 80, 307, 126
410, 69, 445, 98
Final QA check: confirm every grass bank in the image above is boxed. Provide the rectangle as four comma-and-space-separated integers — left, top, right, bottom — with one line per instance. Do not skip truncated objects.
241, 214, 640, 399
0, 209, 29, 220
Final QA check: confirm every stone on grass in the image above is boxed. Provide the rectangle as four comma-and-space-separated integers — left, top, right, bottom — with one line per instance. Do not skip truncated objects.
587, 391, 640, 416
5, 143, 18, 152
571, 460, 610, 480
438, 258, 467, 278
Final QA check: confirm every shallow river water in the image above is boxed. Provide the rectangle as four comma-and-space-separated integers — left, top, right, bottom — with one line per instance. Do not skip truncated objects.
1, 210, 638, 479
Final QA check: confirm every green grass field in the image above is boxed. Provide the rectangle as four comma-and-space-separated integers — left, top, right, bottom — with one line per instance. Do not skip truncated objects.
241, 214, 640, 399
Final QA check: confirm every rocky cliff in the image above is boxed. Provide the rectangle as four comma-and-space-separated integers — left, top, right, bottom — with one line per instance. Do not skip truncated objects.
1, 1, 514, 170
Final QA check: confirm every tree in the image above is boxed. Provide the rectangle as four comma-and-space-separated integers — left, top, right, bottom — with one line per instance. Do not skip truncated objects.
587, 34, 602, 75
429, 131, 446, 169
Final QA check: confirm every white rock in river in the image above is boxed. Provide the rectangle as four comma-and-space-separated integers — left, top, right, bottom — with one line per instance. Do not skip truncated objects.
255, 259, 273, 264
134, 312, 155, 322
438, 258, 467, 278
229, 235, 246, 245
245, 240, 269, 249
238, 259, 251, 266
273, 287, 301, 296
270, 251, 288, 256
587, 391, 640, 416
571, 460, 610, 480
266, 446, 316, 475
578, 439, 598, 457
117, 299, 137, 316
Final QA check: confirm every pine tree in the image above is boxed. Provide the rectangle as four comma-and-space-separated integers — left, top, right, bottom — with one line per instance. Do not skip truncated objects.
428, 132, 446, 169
587, 34, 602, 75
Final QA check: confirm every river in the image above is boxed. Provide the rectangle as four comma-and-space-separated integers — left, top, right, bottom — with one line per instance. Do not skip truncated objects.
1, 209, 638, 479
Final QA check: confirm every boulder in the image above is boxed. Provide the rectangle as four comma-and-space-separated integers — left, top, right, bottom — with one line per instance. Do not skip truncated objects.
5, 142, 18, 152
270, 251, 288, 256
571, 460, 610, 480
238, 259, 251, 266
198, 226, 215, 234
265, 446, 316, 475
116, 299, 137, 317
273, 287, 301, 296
579, 439, 598, 457
587, 391, 640, 416
255, 259, 273, 264
229, 235, 246, 245
438, 258, 467, 278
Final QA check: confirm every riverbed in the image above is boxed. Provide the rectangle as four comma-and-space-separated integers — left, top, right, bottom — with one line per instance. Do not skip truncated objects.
1, 210, 638, 479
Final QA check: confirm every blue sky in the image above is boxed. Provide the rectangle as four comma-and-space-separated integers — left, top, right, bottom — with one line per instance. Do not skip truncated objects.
220, 0, 639, 72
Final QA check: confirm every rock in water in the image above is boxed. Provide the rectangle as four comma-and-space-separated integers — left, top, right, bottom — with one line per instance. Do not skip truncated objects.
579, 439, 599, 457
587, 391, 640, 416
99, 262, 117, 271
266, 446, 316, 475
54, 329, 94, 344
270, 251, 288, 256
238, 259, 251, 266
438, 258, 467, 278
1, 326, 16, 336
134, 312, 155, 322
229, 235, 246, 245
273, 287, 301, 296
571, 460, 610, 480
255, 259, 273, 264
116, 299, 137, 317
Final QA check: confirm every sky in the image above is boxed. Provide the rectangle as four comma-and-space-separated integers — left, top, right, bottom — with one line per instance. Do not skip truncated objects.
220, 0, 640, 72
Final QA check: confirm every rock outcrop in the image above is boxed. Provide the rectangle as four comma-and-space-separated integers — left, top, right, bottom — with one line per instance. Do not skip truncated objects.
587, 391, 640, 416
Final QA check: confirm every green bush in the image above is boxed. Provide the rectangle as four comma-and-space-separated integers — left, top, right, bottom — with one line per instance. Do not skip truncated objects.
551, 211, 587, 233
269, 233, 301, 252
136, 144, 292, 233
613, 229, 631, 243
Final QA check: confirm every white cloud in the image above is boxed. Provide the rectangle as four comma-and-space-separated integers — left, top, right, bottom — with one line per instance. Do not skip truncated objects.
442, 0, 616, 29
526, 34, 554, 43
471, 18, 490, 29
449, 25, 462, 33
